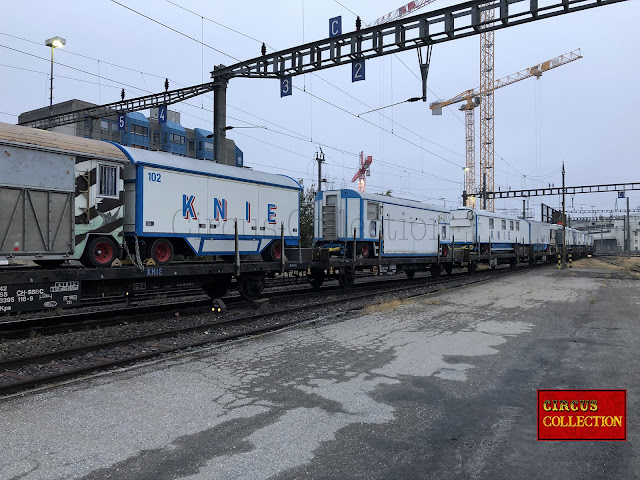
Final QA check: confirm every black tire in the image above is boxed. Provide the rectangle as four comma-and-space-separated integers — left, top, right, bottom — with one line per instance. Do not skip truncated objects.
357, 242, 372, 259
149, 238, 174, 266
405, 269, 416, 279
82, 236, 117, 268
261, 240, 282, 262
34, 260, 64, 268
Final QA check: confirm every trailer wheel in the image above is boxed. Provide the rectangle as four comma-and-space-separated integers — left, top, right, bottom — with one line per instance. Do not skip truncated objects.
150, 238, 174, 265
444, 264, 453, 275
358, 242, 372, 259
262, 240, 282, 262
338, 268, 355, 289
83, 236, 117, 267
238, 274, 265, 302
430, 264, 441, 278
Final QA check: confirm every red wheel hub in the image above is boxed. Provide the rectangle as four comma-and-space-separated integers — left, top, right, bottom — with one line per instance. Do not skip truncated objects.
272, 242, 282, 260
154, 242, 171, 263
93, 241, 114, 264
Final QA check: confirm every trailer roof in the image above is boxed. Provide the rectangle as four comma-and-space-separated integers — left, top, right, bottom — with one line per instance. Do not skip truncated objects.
321, 189, 449, 212
0, 122, 128, 162
113, 144, 302, 190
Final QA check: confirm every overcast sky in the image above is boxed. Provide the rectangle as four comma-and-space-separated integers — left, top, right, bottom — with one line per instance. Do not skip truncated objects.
1, 0, 638, 217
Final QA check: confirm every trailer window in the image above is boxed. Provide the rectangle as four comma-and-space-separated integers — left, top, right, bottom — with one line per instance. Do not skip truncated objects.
367, 202, 379, 220
501, 220, 506, 230
98, 164, 118, 198
516, 221, 520, 231
510, 221, 514, 231
489, 218, 494, 229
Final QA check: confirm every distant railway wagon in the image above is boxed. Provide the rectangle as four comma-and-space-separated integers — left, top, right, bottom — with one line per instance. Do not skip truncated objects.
314, 189, 450, 258
0, 122, 128, 267
114, 145, 301, 265
450, 208, 529, 253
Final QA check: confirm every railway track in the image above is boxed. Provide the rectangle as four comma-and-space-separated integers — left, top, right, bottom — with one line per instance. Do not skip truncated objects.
595, 255, 640, 273
0, 268, 460, 338
0, 263, 541, 397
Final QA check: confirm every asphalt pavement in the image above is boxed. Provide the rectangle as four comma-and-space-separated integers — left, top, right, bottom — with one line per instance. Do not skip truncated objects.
0, 258, 637, 479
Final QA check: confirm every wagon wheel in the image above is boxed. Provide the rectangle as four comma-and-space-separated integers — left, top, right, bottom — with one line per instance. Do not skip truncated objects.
443, 264, 453, 275
149, 238, 174, 266
405, 269, 415, 279
238, 274, 265, 302
202, 275, 232, 299
430, 264, 441, 279
82, 236, 117, 267
338, 268, 355, 289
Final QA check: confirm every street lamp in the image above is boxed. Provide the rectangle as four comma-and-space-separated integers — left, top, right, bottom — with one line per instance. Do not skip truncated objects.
45, 36, 66, 115
462, 167, 470, 207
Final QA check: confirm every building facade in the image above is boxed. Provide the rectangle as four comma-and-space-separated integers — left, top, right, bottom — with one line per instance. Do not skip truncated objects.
18, 100, 243, 167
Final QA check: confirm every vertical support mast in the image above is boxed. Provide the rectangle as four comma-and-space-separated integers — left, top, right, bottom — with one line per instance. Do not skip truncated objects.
463, 104, 476, 208
480, 3, 495, 211
213, 69, 228, 165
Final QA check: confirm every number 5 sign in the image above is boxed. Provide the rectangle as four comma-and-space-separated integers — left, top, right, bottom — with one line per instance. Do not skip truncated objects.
280, 75, 292, 97
352, 58, 365, 82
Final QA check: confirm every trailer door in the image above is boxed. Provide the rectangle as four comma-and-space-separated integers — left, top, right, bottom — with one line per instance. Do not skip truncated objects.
322, 194, 337, 241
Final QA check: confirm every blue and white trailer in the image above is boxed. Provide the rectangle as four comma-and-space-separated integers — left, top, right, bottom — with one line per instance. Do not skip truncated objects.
450, 208, 529, 253
314, 189, 450, 258
115, 145, 301, 265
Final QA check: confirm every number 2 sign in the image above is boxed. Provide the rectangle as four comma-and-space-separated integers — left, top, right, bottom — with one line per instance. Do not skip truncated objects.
352, 58, 365, 83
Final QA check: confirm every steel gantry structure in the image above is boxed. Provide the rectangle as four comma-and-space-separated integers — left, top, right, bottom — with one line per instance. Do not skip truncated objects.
19, 0, 626, 166
477, 182, 640, 199
430, 49, 583, 209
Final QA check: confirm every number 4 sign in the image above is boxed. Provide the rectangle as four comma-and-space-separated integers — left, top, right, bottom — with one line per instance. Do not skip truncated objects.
280, 75, 292, 97
352, 58, 365, 82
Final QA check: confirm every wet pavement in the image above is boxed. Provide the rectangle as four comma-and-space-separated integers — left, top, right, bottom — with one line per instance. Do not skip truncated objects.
1, 258, 638, 479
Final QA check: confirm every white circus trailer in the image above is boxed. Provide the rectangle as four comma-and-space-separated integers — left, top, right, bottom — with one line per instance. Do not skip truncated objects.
450, 208, 529, 252
526, 220, 554, 251
314, 189, 450, 257
115, 145, 301, 264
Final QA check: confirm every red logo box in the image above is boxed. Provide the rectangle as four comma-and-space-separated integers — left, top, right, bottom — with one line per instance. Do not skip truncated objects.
537, 389, 626, 441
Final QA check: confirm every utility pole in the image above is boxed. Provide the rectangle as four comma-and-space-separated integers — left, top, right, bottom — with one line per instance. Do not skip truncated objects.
522, 199, 526, 219
562, 162, 566, 268
627, 196, 631, 256
316, 150, 326, 192
482, 171, 487, 210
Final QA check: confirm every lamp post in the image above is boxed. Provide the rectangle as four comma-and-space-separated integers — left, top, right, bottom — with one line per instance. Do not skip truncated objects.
45, 36, 66, 115
462, 167, 470, 207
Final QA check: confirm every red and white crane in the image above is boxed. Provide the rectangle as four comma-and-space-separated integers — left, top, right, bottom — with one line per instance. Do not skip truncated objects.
352, 152, 373, 192
372, 0, 437, 25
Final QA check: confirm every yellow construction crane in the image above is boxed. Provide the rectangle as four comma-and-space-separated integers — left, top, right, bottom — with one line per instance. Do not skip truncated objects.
430, 49, 583, 210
